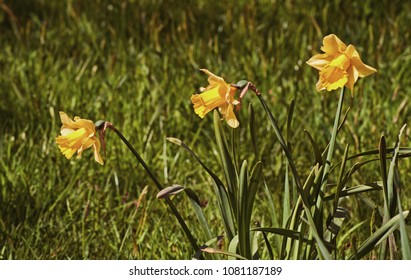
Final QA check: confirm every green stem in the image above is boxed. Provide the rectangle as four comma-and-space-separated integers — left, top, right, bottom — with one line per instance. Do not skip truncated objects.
315, 87, 345, 237
107, 125, 200, 253
321, 87, 346, 191
256, 93, 331, 259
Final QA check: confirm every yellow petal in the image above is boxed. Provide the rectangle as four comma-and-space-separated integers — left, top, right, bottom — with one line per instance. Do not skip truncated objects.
306, 53, 332, 70
56, 112, 103, 164
350, 51, 377, 77
321, 34, 347, 54
92, 137, 104, 165
56, 135, 77, 159
59, 111, 75, 127
223, 104, 239, 128
200, 68, 227, 87
60, 127, 75, 136
346, 64, 358, 92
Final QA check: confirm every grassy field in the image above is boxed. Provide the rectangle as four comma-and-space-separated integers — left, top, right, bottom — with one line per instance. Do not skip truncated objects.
1, 0, 411, 259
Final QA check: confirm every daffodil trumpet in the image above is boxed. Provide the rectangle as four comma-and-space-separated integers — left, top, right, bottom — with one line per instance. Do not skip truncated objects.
191, 69, 240, 128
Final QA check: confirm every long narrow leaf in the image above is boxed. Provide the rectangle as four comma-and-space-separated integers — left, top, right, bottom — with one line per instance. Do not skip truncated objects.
349, 211, 409, 260
167, 137, 236, 240
394, 166, 411, 259
248, 103, 259, 158
323, 182, 382, 201
238, 160, 251, 259
253, 227, 312, 243
257, 93, 331, 259
397, 200, 411, 259
304, 129, 323, 165
213, 111, 238, 217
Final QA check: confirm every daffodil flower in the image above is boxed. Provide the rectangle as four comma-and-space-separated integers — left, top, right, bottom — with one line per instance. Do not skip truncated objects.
191, 69, 240, 128
306, 34, 377, 92
56, 111, 104, 165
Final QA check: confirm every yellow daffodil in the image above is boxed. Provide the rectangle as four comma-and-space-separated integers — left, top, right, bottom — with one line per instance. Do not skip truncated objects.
191, 69, 240, 128
56, 111, 104, 165
306, 34, 377, 92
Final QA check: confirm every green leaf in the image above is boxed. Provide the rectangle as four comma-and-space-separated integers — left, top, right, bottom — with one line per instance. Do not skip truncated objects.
253, 227, 312, 243
228, 235, 240, 260
304, 129, 323, 165
213, 110, 238, 217
379, 136, 388, 203
286, 99, 295, 148
167, 137, 236, 241
238, 160, 251, 259
246, 161, 262, 225
349, 211, 409, 260
257, 93, 331, 260
184, 188, 215, 248
394, 165, 411, 259
323, 182, 383, 201
248, 103, 258, 158
397, 196, 411, 259
387, 125, 406, 217
332, 144, 349, 214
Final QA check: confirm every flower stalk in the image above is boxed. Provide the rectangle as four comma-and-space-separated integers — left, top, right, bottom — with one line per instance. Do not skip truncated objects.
241, 83, 332, 259
100, 122, 200, 253
318, 87, 346, 211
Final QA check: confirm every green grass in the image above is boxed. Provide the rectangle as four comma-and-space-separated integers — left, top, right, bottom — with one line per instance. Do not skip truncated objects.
1, 0, 411, 259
